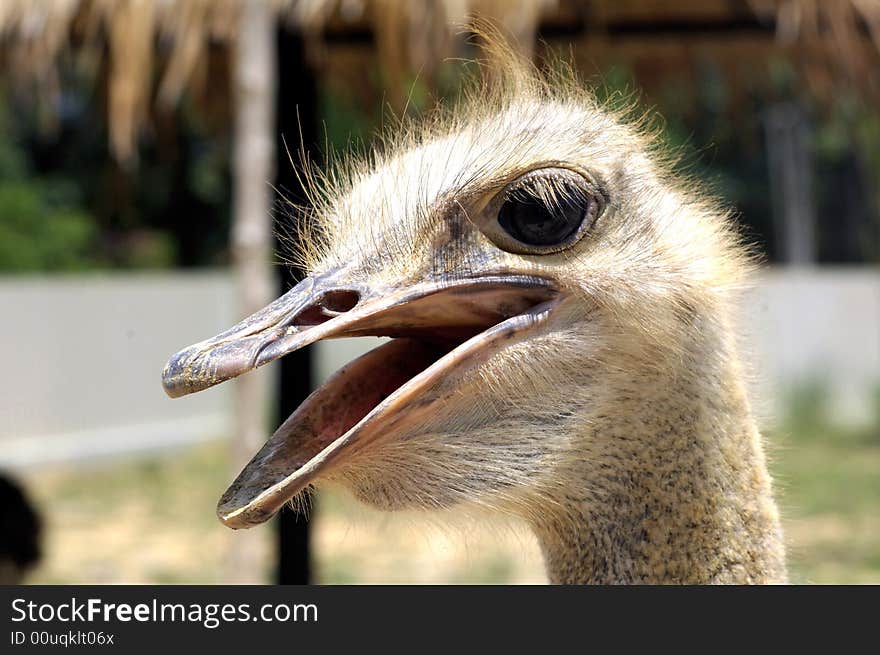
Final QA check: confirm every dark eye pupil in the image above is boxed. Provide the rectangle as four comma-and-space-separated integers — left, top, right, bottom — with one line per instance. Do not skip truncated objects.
497, 194, 588, 247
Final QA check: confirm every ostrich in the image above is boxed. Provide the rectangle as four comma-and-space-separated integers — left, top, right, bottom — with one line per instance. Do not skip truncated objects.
162, 51, 787, 584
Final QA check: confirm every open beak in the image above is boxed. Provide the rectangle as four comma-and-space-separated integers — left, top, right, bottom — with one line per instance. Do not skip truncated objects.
162, 270, 560, 528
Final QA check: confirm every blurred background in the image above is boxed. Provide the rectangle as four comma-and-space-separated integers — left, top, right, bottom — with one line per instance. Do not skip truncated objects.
0, 0, 878, 584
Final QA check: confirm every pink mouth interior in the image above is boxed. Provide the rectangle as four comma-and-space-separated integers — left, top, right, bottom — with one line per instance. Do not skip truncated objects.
216, 336, 462, 525
286, 338, 452, 464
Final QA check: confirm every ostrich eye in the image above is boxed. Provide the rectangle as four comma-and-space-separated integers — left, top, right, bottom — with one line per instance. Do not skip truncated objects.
480, 167, 603, 255
498, 192, 586, 246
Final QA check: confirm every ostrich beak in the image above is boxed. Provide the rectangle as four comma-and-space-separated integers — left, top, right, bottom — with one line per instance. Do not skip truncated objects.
162, 270, 560, 528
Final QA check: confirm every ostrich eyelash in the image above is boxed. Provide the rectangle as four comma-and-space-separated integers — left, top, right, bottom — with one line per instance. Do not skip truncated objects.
505, 170, 593, 215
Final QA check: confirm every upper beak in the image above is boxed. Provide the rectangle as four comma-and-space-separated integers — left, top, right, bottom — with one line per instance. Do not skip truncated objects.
162, 271, 556, 399
162, 269, 560, 528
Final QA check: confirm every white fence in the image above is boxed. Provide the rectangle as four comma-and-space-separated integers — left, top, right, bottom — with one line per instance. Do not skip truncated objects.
0, 274, 238, 468
0, 268, 877, 469
743, 268, 880, 425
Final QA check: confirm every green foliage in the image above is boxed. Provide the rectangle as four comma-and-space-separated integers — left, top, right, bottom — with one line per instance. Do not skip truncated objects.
0, 95, 104, 272
0, 181, 100, 272
0, 77, 226, 272
319, 88, 377, 155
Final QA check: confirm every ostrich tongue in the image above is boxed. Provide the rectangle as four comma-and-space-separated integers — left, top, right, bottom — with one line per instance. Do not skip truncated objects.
216, 338, 446, 528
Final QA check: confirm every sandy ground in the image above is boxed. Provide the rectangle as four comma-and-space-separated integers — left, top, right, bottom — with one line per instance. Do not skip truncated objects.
19, 432, 880, 584
24, 444, 546, 584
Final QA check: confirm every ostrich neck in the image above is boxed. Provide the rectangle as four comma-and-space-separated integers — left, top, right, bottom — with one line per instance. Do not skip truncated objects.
531, 329, 787, 584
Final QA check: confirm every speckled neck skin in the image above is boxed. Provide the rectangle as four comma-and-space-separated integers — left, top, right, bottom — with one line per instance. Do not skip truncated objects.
531, 325, 787, 584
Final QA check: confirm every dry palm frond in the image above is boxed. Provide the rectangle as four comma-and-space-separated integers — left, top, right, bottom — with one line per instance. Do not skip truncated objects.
0, 0, 550, 162
0, 0, 294, 163
4, 0, 878, 163
750, 0, 880, 101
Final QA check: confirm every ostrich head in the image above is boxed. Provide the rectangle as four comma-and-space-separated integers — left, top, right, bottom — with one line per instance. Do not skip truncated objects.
163, 53, 784, 583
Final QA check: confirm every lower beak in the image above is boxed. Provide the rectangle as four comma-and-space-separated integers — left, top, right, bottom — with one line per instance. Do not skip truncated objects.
162, 271, 559, 528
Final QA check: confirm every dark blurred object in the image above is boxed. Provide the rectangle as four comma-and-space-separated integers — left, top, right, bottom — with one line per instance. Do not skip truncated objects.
0, 473, 43, 584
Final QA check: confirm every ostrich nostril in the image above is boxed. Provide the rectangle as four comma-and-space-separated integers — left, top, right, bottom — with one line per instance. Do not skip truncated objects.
320, 289, 360, 314
289, 289, 361, 328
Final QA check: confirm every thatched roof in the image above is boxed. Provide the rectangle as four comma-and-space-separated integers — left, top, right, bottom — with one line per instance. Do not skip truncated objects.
1, 0, 269, 162
1, 0, 878, 164
751, 0, 880, 100
0, 0, 554, 162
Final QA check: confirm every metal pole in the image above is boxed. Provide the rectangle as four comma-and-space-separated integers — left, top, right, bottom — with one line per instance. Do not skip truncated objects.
274, 23, 317, 585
